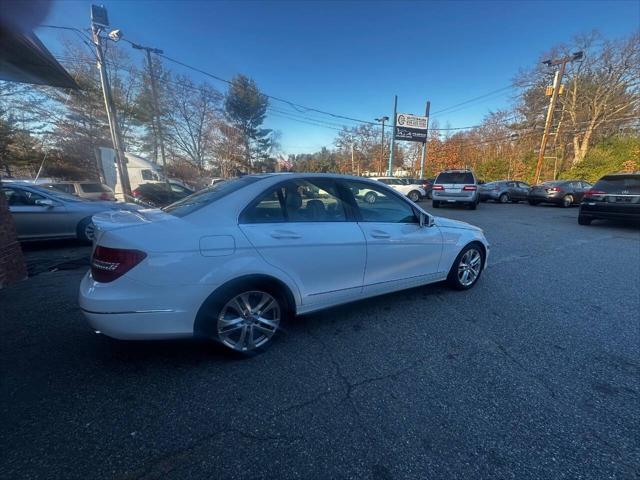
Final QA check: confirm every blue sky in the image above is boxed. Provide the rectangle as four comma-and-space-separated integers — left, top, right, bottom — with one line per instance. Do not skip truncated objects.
36, 0, 639, 154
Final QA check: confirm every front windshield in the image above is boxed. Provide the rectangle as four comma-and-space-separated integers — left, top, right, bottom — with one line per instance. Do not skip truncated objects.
163, 176, 260, 217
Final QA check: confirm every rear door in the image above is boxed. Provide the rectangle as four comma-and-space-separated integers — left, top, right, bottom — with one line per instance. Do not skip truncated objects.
239, 178, 366, 307
341, 180, 443, 294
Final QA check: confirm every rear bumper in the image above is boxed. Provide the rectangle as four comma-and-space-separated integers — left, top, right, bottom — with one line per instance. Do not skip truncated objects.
433, 192, 478, 202
78, 271, 211, 340
579, 203, 640, 220
479, 191, 500, 200
528, 193, 562, 203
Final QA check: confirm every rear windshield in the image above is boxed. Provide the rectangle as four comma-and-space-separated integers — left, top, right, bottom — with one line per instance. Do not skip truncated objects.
163, 176, 260, 217
80, 183, 109, 193
594, 175, 640, 193
435, 172, 475, 184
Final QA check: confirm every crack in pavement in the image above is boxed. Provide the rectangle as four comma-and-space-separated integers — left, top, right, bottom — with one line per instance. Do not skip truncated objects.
492, 340, 557, 399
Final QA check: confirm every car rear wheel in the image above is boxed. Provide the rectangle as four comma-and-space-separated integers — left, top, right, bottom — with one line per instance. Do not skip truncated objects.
499, 193, 509, 203
447, 243, 484, 290
578, 215, 592, 225
561, 195, 574, 208
408, 190, 420, 202
432, 200, 440, 208
76, 217, 95, 242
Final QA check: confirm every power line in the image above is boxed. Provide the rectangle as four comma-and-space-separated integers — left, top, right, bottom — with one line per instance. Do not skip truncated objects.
431, 86, 515, 115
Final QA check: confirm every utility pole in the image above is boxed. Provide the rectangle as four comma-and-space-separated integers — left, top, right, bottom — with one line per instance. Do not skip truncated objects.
388, 95, 398, 176
351, 143, 355, 174
419, 101, 431, 179
130, 42, 169, 183
375, 116, 389, 175
533, 51, 583, 184
90, 6, 132, 198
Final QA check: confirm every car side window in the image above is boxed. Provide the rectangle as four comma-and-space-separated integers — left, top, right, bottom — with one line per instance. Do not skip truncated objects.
507, 182, 516, 187
3, 187, 45, 206
344, 181, 417, 224
518, 182, 530, 188
581, 182, 592, 189
241, 179, 348, 224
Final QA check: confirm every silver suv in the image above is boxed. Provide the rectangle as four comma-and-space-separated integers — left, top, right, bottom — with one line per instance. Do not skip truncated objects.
432, 169, 480, 209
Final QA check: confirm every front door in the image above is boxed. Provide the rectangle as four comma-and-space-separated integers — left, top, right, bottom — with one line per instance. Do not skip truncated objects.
340, 180, 443, 296
3, 186, 70, 239
239, 178, 366, 307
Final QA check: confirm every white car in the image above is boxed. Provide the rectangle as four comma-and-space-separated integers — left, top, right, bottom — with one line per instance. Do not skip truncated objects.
371, 177, 426, 202
79, 173, 489, 354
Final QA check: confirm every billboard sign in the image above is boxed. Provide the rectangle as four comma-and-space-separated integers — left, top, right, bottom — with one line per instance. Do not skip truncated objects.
394, 113, 429, 143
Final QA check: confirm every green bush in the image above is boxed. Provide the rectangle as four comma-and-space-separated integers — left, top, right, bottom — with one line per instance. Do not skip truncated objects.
560, 136, 640, 182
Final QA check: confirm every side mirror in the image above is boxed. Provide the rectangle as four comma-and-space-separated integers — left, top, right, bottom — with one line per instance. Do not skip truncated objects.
419, 212, 434, 228
35, 199, 55, 208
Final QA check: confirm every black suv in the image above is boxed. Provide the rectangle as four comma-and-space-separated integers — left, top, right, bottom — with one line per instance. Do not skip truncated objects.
578, 173, 640, 225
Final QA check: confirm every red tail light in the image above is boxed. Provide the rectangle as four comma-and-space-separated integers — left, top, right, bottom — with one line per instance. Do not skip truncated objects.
584, 188, 606, 198
99, 193, 110, 200
432, 185, 444, 190
463, 185, 477, 191
132, 188, 140, 197
91, 246, 146, 283
547, 187, 563, 193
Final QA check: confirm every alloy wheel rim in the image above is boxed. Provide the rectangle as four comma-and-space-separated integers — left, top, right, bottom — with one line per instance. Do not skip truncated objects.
217, 291, 280, 352
564, 195, 572, 207
500, 194, 508, 203
457, 249, 482, 286
410, 192, 419, 201
85, 223, 95, 240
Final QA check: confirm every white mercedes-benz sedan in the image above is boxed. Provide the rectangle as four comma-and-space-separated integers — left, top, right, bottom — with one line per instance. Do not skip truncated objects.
79, 173, 489, 354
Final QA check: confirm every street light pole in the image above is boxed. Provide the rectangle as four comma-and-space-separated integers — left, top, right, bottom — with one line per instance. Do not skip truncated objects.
533, 51, 583, 185
419, 101, 431, 179
375, 116, 389, 175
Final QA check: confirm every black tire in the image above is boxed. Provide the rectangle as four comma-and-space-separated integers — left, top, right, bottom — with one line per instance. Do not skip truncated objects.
578, 215, 592, 226
447, 243, 485, 290
196, 279, 289, 356
499, 193, 509, 203
528, 200, 539, 206
364, 192, 377, 204
76, 217, 95, 242
468, 201, 477, 210
561, 195, 574, 208
432, 200, 440, 208
408, 190, 421, 202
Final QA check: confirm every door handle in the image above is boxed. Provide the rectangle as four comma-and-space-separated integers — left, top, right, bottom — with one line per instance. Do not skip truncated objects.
270, 230, 302, 239
370, 230, 391, 239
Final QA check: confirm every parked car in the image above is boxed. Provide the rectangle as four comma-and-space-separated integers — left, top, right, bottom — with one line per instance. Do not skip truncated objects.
405, 178, 435, 199
527, 180, 591, 207
80, 173, 489, 354
41, 181, 117, 201
432, 169, 480, 209
578, 173, 640, 225
371, 177, 426, 202
132, 182, 194, 208
3, 181, 140, 241
479, 180, 531, 203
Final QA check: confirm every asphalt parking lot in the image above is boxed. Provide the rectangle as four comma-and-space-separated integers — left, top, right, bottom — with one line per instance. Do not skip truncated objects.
1, 202, 639, 480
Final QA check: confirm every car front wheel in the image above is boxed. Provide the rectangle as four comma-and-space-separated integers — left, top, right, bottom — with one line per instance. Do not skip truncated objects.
408, 190, 420, 202
364, 192, 377, 204
76, 217, 95, 242
447, 243, 484, 290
